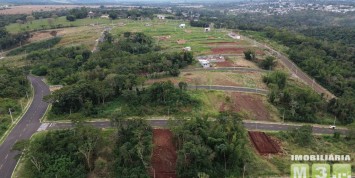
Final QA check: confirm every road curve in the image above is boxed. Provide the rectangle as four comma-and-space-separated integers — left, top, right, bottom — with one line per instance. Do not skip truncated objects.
0, 76, 50, 178
189, 85, 268, 95
46, 120, 347, 135
241, 35, 335, 99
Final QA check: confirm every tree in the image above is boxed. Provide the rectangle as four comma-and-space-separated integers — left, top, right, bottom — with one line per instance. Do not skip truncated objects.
76, 126, 101, 172
66, 15, 76, 22
47, 18, 54, 27
178, 81, 188, 90
260, 56, 276, 70
289, 125, 313, 146
243, 49, 256, 61
26, 16, 34, 24
109, 12, 118, 19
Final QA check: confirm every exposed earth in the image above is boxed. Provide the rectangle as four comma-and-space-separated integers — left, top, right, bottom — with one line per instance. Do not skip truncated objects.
150, 129, 177, 178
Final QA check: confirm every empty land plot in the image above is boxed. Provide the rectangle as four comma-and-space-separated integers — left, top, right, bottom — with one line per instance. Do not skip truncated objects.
249, 131, 281, 155
150, 129, 177, 178
146, 71, 266, 90
228, 93, 270, 120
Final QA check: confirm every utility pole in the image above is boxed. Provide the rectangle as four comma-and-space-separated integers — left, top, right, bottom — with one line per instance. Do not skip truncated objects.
9, 108, 13, 123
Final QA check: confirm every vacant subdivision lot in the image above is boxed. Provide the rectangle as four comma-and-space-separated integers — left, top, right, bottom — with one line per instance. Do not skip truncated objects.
220, 93, 271, 121
249, 131, 282, 155
150, 129, 177, 178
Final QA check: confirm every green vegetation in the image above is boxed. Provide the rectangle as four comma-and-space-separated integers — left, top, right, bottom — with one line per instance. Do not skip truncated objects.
21, 32, 196, 120
170, 113, 252, 177
0, 28, 30, 51
113, 118, 153, 177
13, 125, 103, 178
243, 49, 256, 61
267, 129, 355, 175
264, 71, 330, 123
7, 37, 61, 56
0, 68, 30, 137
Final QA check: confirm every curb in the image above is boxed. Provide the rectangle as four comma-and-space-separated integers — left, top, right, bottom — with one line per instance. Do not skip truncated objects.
0, 81, 34, 145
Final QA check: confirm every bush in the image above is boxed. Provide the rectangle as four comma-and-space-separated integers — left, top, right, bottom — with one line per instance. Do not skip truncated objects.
7, 37, 62, 56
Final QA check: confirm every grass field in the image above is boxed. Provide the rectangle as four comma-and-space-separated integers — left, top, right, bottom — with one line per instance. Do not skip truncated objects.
146, 70, 267, 89
264, 132, 355, 175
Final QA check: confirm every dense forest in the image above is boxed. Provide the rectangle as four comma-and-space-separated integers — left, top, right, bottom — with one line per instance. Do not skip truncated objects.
170, 113, 256, 177
13, 125, 105, 178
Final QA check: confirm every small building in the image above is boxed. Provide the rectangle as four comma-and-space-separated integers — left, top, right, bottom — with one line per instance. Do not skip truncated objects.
199, 59, 210, 68
179, 24, 186, 28
101, 14, 109, 19
204, 27, 211, 32
183, 46, 191, 51
157, 15, 165, 20
88, 11, 95, 18
236, 35, 241, 40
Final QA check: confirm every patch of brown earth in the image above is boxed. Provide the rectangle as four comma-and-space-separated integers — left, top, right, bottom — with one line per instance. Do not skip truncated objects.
248, 131, 282, 155
150, 129, 177, 178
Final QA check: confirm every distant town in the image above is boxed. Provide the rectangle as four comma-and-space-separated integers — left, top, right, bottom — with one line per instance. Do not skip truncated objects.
228, 1, 355, 15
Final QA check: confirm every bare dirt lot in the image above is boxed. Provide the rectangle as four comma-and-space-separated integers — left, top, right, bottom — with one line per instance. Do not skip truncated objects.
220, 93, 270, 121
0, 5, 96, 15
248, 131, 281, 155
150, 129, 177, 178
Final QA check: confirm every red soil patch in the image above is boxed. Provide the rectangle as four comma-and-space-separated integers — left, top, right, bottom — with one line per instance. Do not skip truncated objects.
214, 60, 236, 67
150, 129, 177, 178
204, 42, 240, 45
248, 131, 281, 155
220, 93, 270, 121
211, 47, 264, 55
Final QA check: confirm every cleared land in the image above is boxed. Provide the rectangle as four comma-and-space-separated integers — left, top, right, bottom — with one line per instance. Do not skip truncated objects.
249, 131, 281, 155
221, 93, 271, 121
150, 129, 177, 178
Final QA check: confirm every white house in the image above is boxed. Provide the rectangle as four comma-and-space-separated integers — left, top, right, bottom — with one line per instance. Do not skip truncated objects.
101, 14, 110, 19
204, 27, 211, 32
88, 11, 95, 18
179, 24, 186, 28
183, 46, 191, 51
157, 15, 165, 20
199, 59, 210, 68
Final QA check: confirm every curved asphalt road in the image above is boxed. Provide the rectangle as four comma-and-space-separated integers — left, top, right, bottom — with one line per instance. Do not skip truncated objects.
46, 120, 347, 135
0, 76, 50, 178
182, 67, 266, 73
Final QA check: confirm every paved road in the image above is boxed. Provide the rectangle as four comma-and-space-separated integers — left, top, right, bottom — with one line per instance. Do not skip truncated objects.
45, 120, 347, 135
0, 76, 50, 178
189, 85, 268, 95
240, 34, 335, 99
182, 67, 266, 73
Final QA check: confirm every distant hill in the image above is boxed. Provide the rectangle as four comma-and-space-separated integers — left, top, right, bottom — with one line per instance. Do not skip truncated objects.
2, 0, 249, 5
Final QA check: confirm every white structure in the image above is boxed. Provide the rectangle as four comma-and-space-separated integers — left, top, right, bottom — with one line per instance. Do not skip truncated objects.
204, 27, 211, 32
101, 14, 110, 19
88, 11, 95, 18
197, 55, 225, 63
179, 24, 186, 28
183, 46, 191, 51
157, 15, 165, 20
236, 35, 241, 40
198, 59, 210, 68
